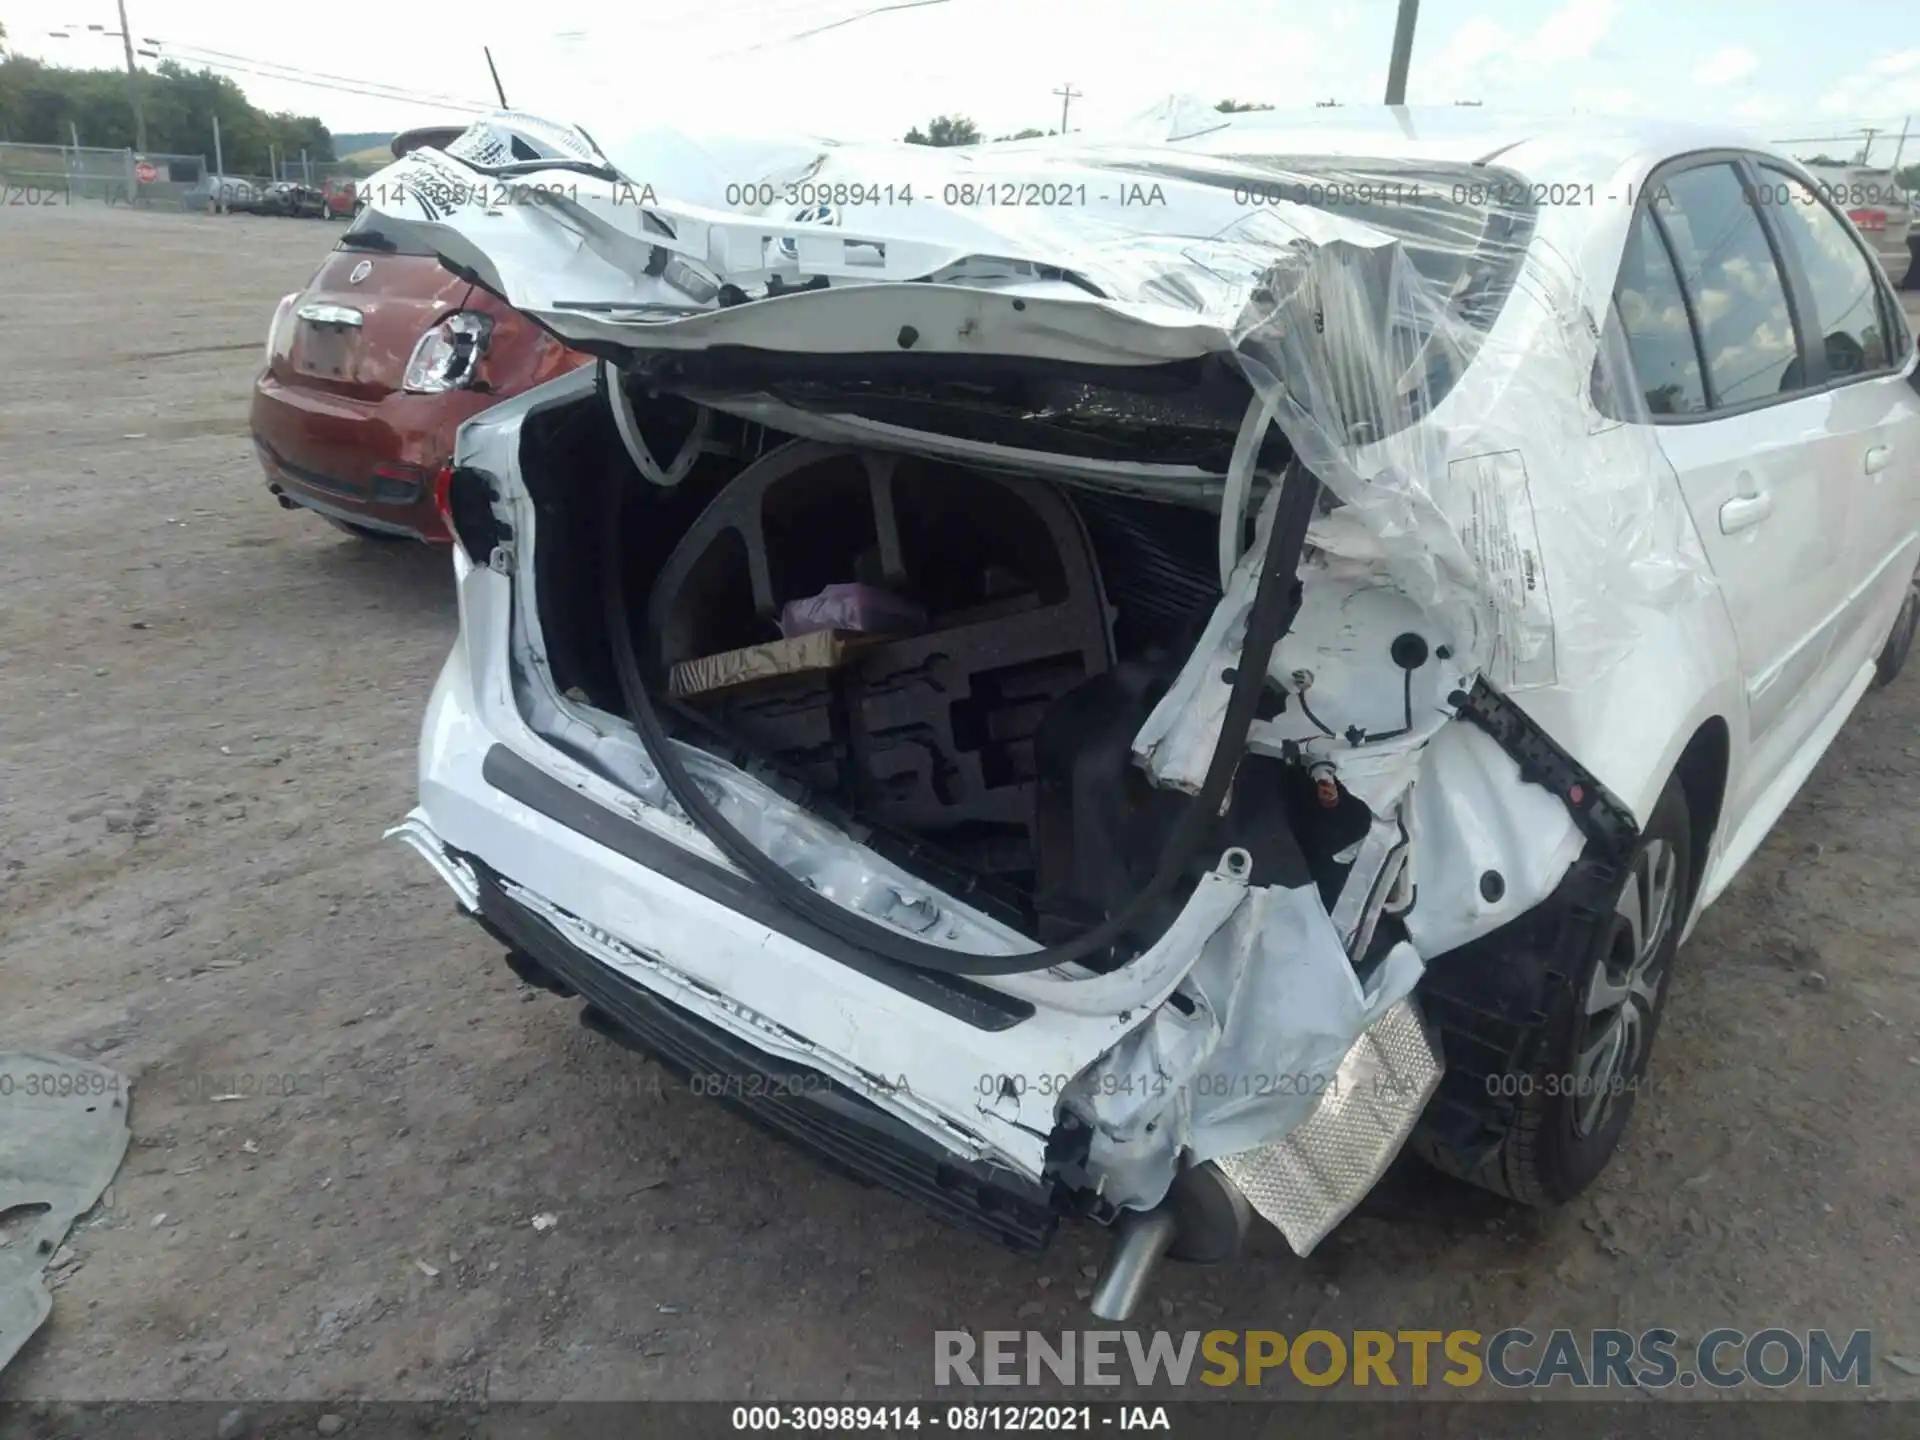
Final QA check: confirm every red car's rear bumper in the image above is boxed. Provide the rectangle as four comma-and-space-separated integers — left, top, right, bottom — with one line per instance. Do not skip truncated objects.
249, 373, 505, 543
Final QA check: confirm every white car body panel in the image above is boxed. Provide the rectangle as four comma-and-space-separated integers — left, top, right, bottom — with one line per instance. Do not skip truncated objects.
370, 105, 1920, 1233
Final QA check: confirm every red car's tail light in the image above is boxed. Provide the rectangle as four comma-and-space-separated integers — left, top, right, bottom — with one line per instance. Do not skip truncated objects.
404, 311, 493, 393
1848, 207, 1888, 232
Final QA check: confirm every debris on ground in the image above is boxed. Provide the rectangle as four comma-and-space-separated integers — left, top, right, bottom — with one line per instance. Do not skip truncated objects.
0, 1052, 131, 1374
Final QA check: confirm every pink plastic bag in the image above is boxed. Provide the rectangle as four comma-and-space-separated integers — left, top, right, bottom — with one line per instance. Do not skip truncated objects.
778, 583, 927, 639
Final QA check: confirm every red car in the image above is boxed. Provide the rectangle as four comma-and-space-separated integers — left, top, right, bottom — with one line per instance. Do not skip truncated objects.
322, 178, 358, 218
251, 173, 587, 542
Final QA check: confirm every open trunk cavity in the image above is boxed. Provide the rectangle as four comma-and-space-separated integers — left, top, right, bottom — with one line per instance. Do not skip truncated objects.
512, 381, 1359, 950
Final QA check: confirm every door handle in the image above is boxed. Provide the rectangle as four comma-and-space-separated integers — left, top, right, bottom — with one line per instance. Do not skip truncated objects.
1720, 492, 1774, 534
1865, 444, 1891, 475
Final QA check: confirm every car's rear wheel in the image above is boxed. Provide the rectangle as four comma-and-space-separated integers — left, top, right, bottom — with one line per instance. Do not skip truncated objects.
1874, 582, 1918, 687
1417, 779, 1692, 1206
1903, 235, 1920, 291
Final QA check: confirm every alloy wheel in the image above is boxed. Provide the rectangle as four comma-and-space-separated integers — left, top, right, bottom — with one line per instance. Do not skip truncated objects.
1571, 838, 1679, 1139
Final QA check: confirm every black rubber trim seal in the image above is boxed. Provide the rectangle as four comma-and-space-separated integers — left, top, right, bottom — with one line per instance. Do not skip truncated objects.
602, 452, 1322, 977
479, 743, 1033, 1031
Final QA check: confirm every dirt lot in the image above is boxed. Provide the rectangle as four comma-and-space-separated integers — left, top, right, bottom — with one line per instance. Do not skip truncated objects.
0, 200, 1917, 1407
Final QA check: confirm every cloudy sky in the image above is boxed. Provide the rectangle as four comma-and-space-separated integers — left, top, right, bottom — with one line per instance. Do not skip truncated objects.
9, 0, 1920, 160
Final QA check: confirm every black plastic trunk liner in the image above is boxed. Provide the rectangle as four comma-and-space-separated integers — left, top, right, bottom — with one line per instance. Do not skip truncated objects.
473, 867, 1061, 1253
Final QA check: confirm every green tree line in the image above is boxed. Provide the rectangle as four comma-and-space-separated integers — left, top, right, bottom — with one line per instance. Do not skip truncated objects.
0, 57, 333, 172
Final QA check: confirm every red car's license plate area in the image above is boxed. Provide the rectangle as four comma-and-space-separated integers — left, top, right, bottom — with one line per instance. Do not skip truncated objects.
293, 323, 360, 381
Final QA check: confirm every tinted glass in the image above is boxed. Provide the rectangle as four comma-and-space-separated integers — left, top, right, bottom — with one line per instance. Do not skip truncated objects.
337, 204, 438, 257
1655, 164, 1802, 407
1614, 209, 1708, 415
1757, 170, 1892, 375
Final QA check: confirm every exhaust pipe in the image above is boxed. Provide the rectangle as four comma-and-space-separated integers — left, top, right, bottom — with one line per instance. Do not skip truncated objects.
1087, 1162, 1253, 1322
1088, 1207, 1179, 1322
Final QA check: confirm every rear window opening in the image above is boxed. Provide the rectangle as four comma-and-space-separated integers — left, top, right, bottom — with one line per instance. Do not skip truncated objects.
337, 206, 441, 257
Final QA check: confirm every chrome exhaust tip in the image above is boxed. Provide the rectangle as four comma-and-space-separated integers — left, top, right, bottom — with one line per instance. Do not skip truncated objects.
1087, 1162, 1254, 1322
1088, 1207, 1178, 1323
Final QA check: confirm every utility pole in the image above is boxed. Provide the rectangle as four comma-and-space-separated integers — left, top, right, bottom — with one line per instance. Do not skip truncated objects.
1384, 0, 1420, 104
114, 0, 148, 152
1053, 82, 1081, 135
1889, 116, 1912, 180
210, 113, 224, 209
1858, 126, 1881, 165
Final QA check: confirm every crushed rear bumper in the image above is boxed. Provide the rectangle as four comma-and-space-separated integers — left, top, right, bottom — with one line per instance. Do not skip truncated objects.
469, 858, 1062, 1251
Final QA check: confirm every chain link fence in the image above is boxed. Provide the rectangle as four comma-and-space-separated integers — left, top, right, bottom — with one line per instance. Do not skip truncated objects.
0, 142, 210, 207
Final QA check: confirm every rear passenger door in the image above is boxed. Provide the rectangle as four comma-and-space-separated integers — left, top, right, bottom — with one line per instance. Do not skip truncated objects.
1748, 164, 1920, 680
1609, 158, 1858, 828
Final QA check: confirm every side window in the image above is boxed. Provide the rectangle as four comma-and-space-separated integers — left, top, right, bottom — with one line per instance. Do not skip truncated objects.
1612, 209, 1708, 415
1754, 168, 1894, 376
1654, 163, 1804, 407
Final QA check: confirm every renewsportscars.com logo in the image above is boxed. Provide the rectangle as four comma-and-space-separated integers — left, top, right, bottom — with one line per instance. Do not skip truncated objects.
934, 1328, 1876, 1390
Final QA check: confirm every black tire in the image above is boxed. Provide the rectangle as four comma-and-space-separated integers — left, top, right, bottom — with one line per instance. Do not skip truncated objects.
1417, 780, 1692, 1206
324, 516, 410, 543
1903, 236, 1920, 291
1873, 583, 1917, 688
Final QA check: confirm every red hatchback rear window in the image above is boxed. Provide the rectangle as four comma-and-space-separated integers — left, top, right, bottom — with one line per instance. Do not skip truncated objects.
336, 205, 442, 257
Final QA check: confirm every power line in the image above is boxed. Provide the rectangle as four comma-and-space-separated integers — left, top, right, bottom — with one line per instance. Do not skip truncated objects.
163, 55, 490, 113
31, 25, 495, 113
716, 0, 955, 58
157, 42, 492, 112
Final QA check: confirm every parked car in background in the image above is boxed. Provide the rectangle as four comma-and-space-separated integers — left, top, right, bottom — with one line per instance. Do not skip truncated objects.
194, 174, 257, 211
1799, 160, 1913, 285
323, 178, 359, 218
233, 181, 330, 219
249, 204, 590, 542
370, 112, 1920, 1318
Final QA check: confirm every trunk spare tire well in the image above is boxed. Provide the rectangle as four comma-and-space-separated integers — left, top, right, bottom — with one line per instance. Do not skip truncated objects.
593, 417, 1325, 976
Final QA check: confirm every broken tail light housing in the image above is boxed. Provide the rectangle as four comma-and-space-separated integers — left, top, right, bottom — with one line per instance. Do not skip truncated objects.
403, 311, 493, 393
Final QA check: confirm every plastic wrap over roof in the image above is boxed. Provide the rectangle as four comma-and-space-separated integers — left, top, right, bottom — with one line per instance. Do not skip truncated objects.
365, 104, 1713, 687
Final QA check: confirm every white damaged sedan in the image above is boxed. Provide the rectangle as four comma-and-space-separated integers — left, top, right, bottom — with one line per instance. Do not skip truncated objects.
371, 104, 1920, 1317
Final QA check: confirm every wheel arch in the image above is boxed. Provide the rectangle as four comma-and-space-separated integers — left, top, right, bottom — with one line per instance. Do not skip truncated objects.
1670, 714, 1730, 912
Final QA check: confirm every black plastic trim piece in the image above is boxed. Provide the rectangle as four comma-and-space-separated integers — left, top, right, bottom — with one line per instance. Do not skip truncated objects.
479, 743, 1034, 1031
1448, 678, 1639, 866
473, 865, 1059, 1251
446, 465, 508, 565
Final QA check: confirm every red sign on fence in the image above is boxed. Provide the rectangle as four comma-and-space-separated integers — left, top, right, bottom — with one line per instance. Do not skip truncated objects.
134, 160, 158, 185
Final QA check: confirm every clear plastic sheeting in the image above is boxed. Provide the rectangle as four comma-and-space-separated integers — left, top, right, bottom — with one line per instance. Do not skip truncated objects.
1063, 884, 1425, 1213
364, 104, 1712, 695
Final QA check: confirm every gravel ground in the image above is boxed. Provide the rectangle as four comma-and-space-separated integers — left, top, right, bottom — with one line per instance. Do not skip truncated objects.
0, 201, 1917, 1407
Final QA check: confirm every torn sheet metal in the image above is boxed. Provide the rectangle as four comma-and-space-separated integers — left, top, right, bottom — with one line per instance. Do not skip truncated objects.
1061, 886, 1424, 1213
0, 1052, 130, 1374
